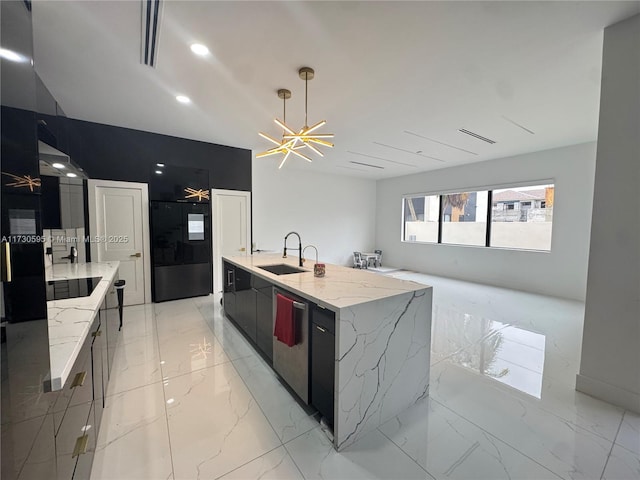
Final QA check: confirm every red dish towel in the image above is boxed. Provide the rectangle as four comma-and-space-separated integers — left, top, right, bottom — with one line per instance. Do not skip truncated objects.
274, 293, 297, 347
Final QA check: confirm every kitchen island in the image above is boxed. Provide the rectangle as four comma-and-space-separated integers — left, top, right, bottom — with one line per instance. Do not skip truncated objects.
223, 254, 432, 450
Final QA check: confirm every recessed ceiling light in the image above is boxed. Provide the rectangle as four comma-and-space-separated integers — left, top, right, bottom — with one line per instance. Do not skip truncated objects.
52, 163, 65, 169
66, 173, 77, 178
190, 43, 209, 56
0, 48, 29, 63
176, 95, 191, 104
156, 163, 165, 167
155, 170, 163, 174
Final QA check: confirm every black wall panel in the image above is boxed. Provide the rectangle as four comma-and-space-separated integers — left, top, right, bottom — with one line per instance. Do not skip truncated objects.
63, 118, 252, 192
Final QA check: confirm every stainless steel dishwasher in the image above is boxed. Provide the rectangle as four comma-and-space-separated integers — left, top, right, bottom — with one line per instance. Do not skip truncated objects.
272, 287, 310, 404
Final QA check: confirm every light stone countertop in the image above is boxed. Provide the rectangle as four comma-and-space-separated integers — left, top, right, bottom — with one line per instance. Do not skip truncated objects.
223, 254, 430, 310
46, 261, 119, 391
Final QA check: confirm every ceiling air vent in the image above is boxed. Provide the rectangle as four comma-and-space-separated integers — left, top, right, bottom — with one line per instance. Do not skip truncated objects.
349, 161, 384, 169
458, 128, 496, 144
141, 0, 163, 67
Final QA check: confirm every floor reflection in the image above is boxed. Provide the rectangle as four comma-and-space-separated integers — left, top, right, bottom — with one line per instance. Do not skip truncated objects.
432, 307, 545, 398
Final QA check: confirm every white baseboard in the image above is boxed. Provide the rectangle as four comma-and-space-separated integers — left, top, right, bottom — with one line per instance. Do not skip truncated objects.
576, 373, 640, 413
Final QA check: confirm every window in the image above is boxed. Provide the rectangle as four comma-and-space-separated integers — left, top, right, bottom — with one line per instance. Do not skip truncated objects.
402, 182, 554, 252
490, 184, 554, 250
440, 191, 488, 247
402, 195, 439, 243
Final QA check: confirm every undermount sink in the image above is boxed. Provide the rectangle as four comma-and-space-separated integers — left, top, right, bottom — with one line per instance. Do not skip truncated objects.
258, 264, 307, 275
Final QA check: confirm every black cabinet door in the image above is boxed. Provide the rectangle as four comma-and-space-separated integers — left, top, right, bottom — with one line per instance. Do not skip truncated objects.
222, 261, 236, 320
255, 289, 273, 362
150, 201, 183, 266
311, 306, 335, 428
91, 319, 106, 429
233, 267, 255, 340
235, 288, 256, 342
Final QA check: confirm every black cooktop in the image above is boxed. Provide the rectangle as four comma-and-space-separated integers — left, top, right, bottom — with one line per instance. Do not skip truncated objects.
46, 276, 103, 301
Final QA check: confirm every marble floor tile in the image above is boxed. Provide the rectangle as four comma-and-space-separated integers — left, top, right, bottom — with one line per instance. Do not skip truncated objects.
379, 397, 561, 479
601, 444, 640, 480
232, 354, 317, 443
164, 362, 281, 479
155, 307, 209, 343
285, 427, 431, 479
118, 304, 157, 346
615, 411, 640, 454
91, 382, 173, 480
430, 362, 615, 479
105, 335, 162, 397
196, 303, 257, 360
158, 323, 231, 379
90, 271, 629, 480
432, 333, 624, 443
217, 446, 304, 480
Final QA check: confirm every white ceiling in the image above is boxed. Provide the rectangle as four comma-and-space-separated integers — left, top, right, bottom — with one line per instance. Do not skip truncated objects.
30, 1, 640, 180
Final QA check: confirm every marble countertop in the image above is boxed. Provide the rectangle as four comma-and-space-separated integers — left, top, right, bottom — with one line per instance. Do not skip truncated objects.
46, 261, 119, 391
223, 254, 430, 310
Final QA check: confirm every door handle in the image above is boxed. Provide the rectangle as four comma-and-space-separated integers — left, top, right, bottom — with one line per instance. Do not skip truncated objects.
1, 242, 11, 282
70, 371, 87, 388
129, 252, 141, 258
315, 325, 327, 333
72, 435, 89, 458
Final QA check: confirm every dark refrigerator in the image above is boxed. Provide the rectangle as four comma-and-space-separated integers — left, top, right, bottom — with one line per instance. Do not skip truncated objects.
150, 201, 212, 302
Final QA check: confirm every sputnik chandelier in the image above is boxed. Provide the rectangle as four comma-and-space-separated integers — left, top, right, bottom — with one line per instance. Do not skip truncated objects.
257, 66, 334, 169
256, 89, 311, 169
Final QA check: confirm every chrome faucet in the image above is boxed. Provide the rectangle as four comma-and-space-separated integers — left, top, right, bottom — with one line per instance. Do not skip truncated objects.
283, 231, 303, 267
301, 244, 318, 265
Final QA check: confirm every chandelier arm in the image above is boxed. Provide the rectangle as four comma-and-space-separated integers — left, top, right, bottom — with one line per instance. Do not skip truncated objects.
274, 118, 297, 136
301, 120, 326, 135
278, 149, 292, 169
289, 148, 313, 162
304, 142, 324, 157
259, 132, 283, 146
283, 133, 334, 140
307, 138, 334, 148
256, 149, 283, 158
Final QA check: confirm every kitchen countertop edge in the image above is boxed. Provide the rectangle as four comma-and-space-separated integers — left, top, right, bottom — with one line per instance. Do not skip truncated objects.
223, 254, 430, 310
46, 261, 120, 391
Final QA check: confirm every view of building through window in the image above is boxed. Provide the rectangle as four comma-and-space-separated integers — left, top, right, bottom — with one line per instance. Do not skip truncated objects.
403, 195, 439, 243
402, 183, 554, 251
490, 184, 554, 250
441, 191, 489, 246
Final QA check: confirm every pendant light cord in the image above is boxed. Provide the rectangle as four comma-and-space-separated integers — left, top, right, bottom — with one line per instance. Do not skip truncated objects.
304, 73, 308, 128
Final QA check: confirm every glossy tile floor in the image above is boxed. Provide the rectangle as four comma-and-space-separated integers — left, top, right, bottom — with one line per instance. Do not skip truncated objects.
90, 272, 640, 480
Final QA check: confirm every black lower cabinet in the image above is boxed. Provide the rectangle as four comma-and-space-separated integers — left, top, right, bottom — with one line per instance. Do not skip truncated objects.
55, 327, 94, 480
255, 289, 273, 362
234, 266, 256, 342
72, 402, 97, 480
311, 305, 335, 427
222, 261, 236, 320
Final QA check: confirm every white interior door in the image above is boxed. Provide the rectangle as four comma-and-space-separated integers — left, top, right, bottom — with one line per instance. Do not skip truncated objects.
88, 180, 151, 306
212, 189, 251, 294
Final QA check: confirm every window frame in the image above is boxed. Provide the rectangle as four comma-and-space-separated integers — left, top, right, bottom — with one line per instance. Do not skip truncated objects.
401, 180, 554, 252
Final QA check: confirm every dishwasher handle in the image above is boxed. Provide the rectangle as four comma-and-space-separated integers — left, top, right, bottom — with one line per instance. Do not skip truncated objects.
293, 301, 306, 310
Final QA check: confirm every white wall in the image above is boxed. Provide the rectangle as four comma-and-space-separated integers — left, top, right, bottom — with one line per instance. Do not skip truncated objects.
252, 159, 377, 266
376, 142, 597, 301
577, 14, 640, 413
